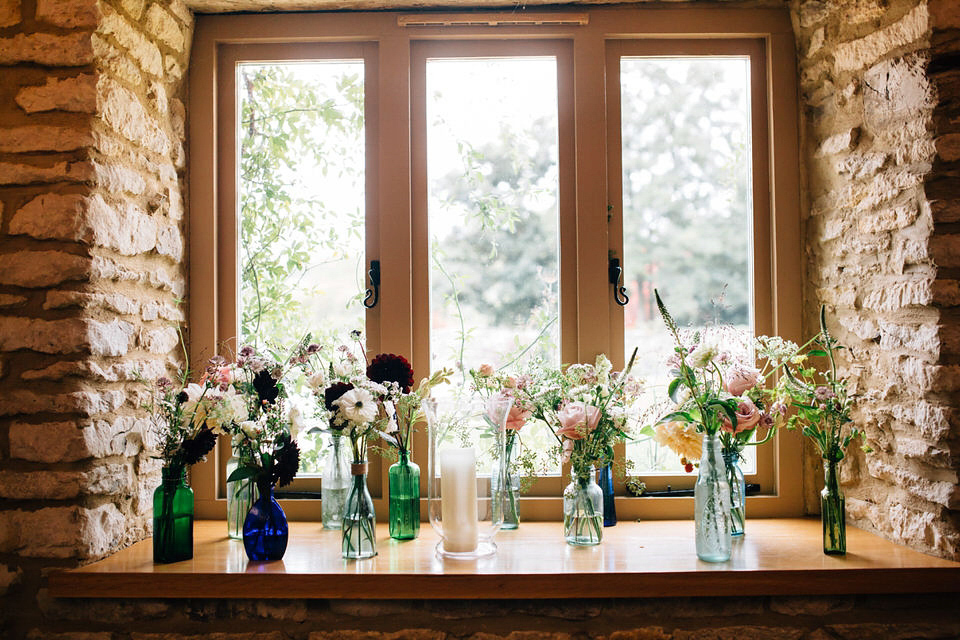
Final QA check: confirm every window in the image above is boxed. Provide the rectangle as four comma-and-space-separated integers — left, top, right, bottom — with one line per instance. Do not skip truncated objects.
189, 7, 802, 521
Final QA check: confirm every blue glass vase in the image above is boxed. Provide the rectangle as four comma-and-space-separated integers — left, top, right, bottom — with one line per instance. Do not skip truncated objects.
597, 463, 617, 527
242, 481, 288, 562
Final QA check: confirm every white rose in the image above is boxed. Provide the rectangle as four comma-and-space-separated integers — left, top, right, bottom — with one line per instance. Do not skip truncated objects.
240, 420, 261, 439
288, 406, 306, 439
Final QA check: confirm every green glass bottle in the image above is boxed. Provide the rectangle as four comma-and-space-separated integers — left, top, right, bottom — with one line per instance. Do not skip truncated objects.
821, 457, 846, 555
153, 466, 194, 564
388, 450, 420, 540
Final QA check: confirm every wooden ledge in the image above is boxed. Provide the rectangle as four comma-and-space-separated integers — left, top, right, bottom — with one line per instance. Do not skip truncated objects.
50, 518, 960, 599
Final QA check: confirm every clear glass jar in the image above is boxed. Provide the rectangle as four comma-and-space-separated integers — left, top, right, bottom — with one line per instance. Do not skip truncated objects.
563, 467, 603, 546
321, 433, 352, 529
722, 448, 745, 537
342, 461, 377, 559
226, 455, 257, 540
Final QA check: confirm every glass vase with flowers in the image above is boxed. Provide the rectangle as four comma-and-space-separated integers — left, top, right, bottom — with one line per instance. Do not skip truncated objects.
520, 350, 643, 546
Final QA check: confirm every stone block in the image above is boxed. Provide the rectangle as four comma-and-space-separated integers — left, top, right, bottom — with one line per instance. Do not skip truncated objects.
769, 595, 855, 616
818, 129, 858, 156
0, 250, 91, 287
0, 317, 88, 354
43, 290, 141, 316
145, 4, 185, 51
100, 77, 171, 155
98, 5, 164, 77
92, 33, 143, 87
0, 563, 22, 596
834, 5, 929, 72
828, 621, 960, 639
862, 278, 932, 311
936, 133, 960, 162
0, 463, 130, 500
121, 0, 144, 20
0, 32, 94, 66
0, 389, 126, 418
864, 56, 934, 128
930, 234, 960, 268
0, 160, 93, 186
673, 628, 804, 640
9, 420, 94, 463
930, 0, 960, 30
866, 456, 960, 508
0, 0, 21, 27
931, 279, 960, 306
0, 293, 27, 308
15, 74, 99, 114
139, 326, 180, 354
36, 0, 100, 28
0, 503, 123, 559
27, 633, 112, 640
92, 159, 147, 195
857, 202, 918, 234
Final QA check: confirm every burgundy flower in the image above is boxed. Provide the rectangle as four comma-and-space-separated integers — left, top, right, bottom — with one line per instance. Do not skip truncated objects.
182, 427, 217, 465
253, 369, 280, 405
324, 381, 355, 412
366, 353, 415, 393
271, 432, 301, 488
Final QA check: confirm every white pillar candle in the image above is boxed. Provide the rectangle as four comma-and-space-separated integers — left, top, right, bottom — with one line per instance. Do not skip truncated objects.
439, 447, 479, 553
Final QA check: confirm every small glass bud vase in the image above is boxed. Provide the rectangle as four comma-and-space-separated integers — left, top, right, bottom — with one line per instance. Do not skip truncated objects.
425, 395, 510, 559
492, 431, 521, 529
321, 433, 352, 529
226, 455, 257, 540
695, 432, 732, 562
388, 450, 420, 540
153, 466, 194, 564
722, 448, 746, 537
821, 457, 846, 555
342, 461, 377, 559
564, 467, 604, 545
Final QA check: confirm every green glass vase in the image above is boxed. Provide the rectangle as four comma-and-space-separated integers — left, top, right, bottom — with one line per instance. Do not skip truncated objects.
388, 450, 420, 540
822, 457, 846, 555
153, 466, 194, 564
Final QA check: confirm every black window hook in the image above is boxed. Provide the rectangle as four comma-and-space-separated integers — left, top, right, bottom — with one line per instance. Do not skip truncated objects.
362, 260, 380, 309
609, 257, 629, 306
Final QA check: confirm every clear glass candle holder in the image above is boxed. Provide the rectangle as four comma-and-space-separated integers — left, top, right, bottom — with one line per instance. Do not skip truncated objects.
424, 394, 511, 560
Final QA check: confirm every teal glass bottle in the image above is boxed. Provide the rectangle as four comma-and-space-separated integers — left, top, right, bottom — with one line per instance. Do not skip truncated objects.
388, 450, 420, 540
723, 448, 746, 537
822, 458, 846, 555
153, 466, 194, 564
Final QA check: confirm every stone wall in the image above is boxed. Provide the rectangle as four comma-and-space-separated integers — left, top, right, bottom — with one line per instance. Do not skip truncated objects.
1, 0, 960, 637
0, 0, 191, 613
790, 0, 960, 559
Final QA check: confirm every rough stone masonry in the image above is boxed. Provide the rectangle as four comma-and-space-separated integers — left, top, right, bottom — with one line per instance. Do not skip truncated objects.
0, 0, 958, 638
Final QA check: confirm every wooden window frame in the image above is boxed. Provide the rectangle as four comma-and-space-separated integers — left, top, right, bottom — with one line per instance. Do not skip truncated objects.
188, 6, 802, 521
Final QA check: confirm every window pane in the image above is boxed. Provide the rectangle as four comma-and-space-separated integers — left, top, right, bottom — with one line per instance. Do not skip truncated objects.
426, 57, 561, 475
237, 60, 365, 474
619, 57, 756, 475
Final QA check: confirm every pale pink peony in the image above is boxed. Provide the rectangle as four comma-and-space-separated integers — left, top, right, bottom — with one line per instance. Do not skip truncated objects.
725, 366, 760, 396
556, 401, 601, 440
722, 398, 762, 434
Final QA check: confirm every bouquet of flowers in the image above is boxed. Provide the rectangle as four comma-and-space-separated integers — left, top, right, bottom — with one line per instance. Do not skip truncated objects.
652, 291, 777, 468
522, 350, 643, 480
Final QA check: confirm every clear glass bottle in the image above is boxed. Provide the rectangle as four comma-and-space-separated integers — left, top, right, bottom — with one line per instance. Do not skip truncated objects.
226, 455, 257, 540
695, 433, 732, 562
153, 466, 194, 564
821, 457, 846, 555
722, 448, 745, 537
563, 467, 603, 546
388, 450, 420, 540
492, 432, 521, 529
342, 461, 377, 559
321, 433, 351, 529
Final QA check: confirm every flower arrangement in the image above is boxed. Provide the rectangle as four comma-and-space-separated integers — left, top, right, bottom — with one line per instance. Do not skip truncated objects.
764, 307, 870, 463
651, 290, 777, 467
519, 349, 643, 480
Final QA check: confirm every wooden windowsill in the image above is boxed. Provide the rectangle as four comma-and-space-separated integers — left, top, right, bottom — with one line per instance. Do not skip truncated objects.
50, 518, 960, 600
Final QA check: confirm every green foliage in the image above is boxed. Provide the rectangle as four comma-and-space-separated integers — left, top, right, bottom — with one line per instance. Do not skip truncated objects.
238, 64, 365, 348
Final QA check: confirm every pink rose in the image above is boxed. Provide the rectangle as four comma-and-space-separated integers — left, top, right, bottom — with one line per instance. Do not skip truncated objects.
556, 401, 601, 440
504, 403, 531, 431
725, 366, 760, 396
722, 398, 762, 434
478, 363, 495, 377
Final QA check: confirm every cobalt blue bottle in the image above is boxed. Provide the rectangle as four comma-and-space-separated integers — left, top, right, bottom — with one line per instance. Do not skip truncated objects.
597, 463, 617, 527
242, 481, 289, 561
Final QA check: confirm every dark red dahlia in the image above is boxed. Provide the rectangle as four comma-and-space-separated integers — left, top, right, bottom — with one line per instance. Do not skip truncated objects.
366, 353, 415, 393
181, 427, 217, 465
324, 381, 354, 412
